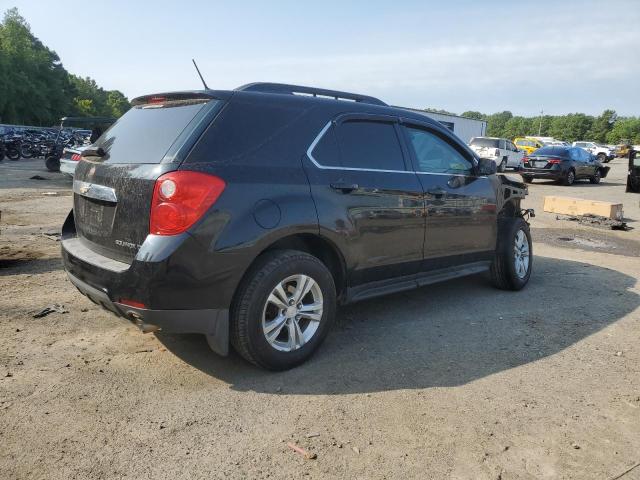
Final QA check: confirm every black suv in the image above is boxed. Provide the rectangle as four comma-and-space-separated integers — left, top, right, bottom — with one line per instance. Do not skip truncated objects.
61, 83, 532, 370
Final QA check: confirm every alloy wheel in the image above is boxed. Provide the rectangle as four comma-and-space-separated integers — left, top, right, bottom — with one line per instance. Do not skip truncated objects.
262, 274, 323, 352
513, 229, 530, 279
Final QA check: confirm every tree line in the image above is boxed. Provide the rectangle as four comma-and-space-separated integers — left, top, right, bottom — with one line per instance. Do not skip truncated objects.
458, 110, 640, 145
0, 8, 129, 127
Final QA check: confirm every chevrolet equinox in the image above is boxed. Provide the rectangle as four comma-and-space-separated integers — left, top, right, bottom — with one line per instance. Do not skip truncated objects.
61, 83, 532, 370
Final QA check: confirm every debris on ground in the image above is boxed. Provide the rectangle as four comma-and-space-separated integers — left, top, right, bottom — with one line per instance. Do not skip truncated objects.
286, 442, 317, 460
32, 304, 69, 318
41, 192, 59, 196
305, 432, 320, 438
41, 231, 61, 241
29, 175, 47, 180
556, 214, 630, 231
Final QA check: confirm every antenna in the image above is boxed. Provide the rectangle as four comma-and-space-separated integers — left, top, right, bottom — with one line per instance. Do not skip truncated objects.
192, 59, 209, 90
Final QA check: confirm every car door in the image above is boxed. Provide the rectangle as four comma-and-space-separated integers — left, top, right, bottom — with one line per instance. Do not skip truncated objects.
304, 115, 425, 287
400, 121, 497, 270
507, 140, 523, 167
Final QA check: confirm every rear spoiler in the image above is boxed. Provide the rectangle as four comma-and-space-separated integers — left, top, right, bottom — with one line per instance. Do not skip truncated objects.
131, 91, 225, 106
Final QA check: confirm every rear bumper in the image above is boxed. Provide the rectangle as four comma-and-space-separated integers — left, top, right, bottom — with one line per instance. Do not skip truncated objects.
66, 271, 229, 355
519, 169, 563, 180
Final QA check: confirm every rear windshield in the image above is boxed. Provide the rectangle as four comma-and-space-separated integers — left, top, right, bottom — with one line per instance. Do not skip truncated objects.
532, 146, 569, 156
94, 99, 214, 164
469, 138, 499, 148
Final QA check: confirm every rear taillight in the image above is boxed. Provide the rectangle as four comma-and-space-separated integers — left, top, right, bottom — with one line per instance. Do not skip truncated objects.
548, 158, 563, 164
150, 171, 225, 236
522, 156, 529, 164
71, 153, 81, 161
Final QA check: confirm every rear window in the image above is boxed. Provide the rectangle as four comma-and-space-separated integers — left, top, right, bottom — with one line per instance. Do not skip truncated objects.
532, 146, 569, 157
94, 99, 213, 164
470, 137, 499, 148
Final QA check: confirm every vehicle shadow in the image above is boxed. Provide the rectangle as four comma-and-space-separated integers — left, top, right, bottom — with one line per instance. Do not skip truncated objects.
156, 256, 639, 395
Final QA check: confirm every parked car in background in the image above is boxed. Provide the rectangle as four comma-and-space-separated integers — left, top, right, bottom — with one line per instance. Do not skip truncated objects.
468, 137, 523, 172
60, 82, 533, 370
520, 146, 610, 185
572, 141, 615, 163
514, 137, 544, 155
546, 140, 570, 147
616, 142, 632, 158
59, 146, 87, 177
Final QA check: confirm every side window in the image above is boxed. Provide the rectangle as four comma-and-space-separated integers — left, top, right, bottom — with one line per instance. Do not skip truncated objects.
335, 120, 405, 171
311, 124, 341, 167
405, 127, 474, 175
499, 139, 506, 150
509, 141, 517, 151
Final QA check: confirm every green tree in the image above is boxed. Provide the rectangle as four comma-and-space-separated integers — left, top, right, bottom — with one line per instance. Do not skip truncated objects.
0, 7, 129, 125
587, 110, 617, 143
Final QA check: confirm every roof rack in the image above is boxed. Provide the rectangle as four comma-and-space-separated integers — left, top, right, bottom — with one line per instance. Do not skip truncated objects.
236, 82, 387, 106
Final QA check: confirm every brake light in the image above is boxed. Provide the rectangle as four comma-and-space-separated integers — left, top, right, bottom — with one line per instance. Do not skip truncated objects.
148, 96, 167, 104
548, 158, 563, 164
150, 171, 225, 236
119, 299, 146, 309
71, 153, 81, 161
522, 156, 529, 163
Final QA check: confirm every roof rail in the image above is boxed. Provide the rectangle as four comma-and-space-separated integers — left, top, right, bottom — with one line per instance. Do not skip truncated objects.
236, 82, 387, 106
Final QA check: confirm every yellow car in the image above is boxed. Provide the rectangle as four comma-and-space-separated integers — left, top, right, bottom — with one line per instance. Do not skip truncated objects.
514, 137, 544, 155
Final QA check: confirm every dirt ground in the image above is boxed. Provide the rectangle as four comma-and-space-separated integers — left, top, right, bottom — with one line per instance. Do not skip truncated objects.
1, 158, 639, 480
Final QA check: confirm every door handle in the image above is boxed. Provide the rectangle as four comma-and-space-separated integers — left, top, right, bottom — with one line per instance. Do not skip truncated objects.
330, 182, 359, 193
427, 188, 446, 198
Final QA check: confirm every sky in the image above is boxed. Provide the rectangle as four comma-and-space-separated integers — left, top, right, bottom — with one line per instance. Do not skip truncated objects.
4, 0, 640, 116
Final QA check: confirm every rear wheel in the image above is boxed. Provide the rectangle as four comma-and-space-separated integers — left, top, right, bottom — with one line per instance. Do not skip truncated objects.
490, 217, 532, 291
230, 250, 336, 370
597, 153, 606, 162
563, 169, 575, 186
589, 169, 601, 184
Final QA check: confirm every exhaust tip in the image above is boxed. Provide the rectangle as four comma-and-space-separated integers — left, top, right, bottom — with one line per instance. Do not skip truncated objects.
127, 311, 161, 333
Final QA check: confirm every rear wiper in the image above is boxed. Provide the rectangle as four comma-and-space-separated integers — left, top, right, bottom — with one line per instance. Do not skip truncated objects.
81, 147, 106, 158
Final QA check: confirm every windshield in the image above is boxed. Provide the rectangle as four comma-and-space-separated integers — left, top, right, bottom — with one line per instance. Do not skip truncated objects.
94, 99, 215, 164
469, 138, 499, 148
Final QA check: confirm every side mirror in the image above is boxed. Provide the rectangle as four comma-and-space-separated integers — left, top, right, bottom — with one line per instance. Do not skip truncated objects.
477, 157, 497, 176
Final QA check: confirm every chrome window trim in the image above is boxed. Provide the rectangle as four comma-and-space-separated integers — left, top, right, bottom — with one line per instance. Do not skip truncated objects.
73, 180, 118, 203
306, 121, 485, 178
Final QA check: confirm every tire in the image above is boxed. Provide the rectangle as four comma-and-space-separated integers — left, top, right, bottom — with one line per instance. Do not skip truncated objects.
230, 249, 336, 370
19, 144, 33, 158
45, 156, 60, 172
597, 153, 606, 162
589, 169, 601, 184
490, 217, 532, 291
522, 176, 533, 184
499, 158, 507, 172
563, 169, 575, 186
6, 148, 20, 161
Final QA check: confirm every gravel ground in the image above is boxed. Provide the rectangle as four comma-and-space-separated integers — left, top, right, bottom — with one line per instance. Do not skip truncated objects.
1, 157, 639, 480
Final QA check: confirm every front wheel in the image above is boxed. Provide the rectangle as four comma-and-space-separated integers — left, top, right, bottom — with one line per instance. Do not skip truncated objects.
589, 169, 601, 184
230, 250, 336, 370
490, 217, 532, 291
597, 153, 606, 163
